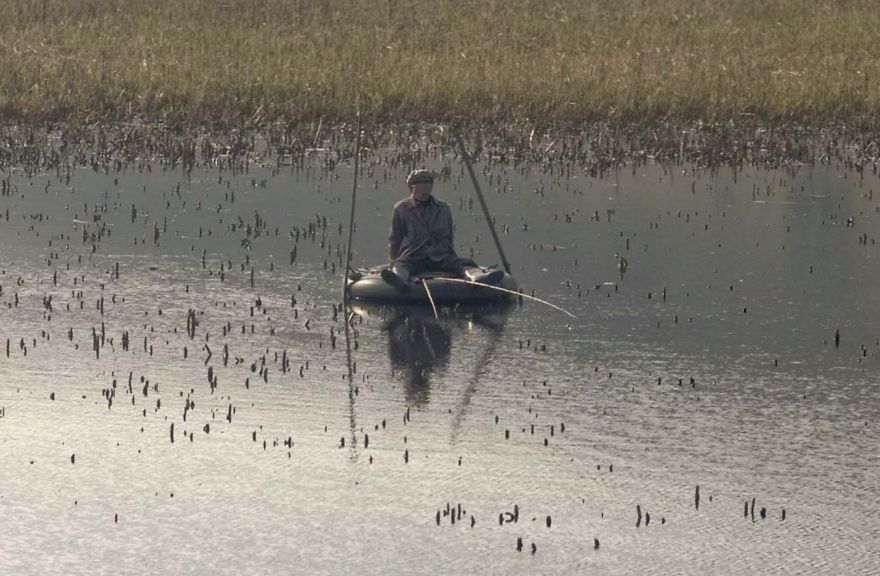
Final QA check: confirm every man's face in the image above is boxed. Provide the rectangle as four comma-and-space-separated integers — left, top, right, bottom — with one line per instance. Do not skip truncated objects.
410, 182, 433, 202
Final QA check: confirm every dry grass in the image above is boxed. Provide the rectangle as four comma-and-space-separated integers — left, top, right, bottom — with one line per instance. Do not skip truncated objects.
2, 0, 879, 128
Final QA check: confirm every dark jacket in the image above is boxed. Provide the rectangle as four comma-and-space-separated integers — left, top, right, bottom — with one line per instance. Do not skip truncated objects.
389, 195, 456, 263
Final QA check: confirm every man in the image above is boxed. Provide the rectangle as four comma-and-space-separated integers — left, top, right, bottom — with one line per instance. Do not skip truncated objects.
381, 169, 503, 289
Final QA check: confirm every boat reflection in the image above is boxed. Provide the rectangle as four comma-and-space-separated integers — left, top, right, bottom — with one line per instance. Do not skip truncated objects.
350, 301, 514, 409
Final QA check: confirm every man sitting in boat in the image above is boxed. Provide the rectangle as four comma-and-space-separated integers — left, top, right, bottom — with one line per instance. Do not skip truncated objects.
381, 169, 503, 290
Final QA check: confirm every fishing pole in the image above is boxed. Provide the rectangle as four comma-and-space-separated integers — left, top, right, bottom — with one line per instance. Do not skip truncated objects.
434, 277, 576, 318
421, 278, 439, 320
455, 134, 511, 275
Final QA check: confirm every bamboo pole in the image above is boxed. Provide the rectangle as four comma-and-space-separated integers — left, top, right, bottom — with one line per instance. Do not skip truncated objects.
455, 134, 511, 275
342, 115, 362, 299
421, 278, 439, 319
435, 277, 576, 318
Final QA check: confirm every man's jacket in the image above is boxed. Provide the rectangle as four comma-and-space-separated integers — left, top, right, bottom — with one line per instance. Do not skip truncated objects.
389, 196, 456, 262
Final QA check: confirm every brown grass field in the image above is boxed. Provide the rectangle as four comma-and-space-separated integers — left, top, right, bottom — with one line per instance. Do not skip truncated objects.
2, 0, 879, 129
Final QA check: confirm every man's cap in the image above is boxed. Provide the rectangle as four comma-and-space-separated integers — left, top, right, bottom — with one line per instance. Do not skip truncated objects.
406, 169, 434, 185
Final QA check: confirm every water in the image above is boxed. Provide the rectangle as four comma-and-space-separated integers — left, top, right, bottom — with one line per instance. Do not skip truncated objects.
1, 145, 878, 575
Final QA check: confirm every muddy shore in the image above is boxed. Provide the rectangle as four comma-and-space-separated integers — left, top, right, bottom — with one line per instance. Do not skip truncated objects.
1, 120, 878, 176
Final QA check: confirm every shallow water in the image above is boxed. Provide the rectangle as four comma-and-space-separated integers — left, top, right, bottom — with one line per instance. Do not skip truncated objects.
1, 147, 878, 575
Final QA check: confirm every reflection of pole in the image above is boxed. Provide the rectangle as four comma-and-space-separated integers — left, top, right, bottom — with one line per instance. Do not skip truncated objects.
450, 313, 507, 443
455, 134, 511, 275
342, 310, 357, 462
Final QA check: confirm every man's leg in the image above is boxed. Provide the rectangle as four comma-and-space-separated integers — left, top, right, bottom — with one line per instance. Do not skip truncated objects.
463, 266, 504, 285
433, 254, 472, 276
438, 255, 504, 285
381, 259, 414, 289
392, 261, 412, 283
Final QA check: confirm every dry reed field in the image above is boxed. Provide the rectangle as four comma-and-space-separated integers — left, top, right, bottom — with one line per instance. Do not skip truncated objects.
1, 0, 879, 128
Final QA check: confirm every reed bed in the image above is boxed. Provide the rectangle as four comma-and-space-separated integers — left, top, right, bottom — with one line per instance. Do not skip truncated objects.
1, 0, 879, 129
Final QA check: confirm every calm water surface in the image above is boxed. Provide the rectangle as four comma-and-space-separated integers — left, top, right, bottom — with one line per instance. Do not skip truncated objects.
1, 145, 878, 574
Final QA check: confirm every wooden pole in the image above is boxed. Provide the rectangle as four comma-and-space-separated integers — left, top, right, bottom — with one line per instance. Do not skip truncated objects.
455, 134, 511, 275
342, 114, 362, 300
435, 277, 575, 318
421, 278, 439, 319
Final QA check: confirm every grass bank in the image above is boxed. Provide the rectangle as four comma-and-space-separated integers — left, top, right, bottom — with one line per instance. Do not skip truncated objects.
2, 0, 880, 129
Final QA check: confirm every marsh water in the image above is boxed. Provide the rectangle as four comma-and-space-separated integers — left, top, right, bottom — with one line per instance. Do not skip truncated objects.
1, 140, 878, 575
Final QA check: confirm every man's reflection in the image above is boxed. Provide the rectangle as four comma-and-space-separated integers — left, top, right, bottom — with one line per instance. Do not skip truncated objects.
352, 302, 513, 408
386, 313, 451, 406
342, 301, 515, 451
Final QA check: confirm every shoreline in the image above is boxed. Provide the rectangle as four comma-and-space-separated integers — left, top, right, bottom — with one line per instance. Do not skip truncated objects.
0, 119, 877, 172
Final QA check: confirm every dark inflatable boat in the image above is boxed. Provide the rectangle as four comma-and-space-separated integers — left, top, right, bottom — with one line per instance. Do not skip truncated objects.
346, 266, 518, 304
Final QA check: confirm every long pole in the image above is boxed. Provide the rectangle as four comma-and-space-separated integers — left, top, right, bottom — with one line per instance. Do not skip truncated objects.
435, 277, 576, 318
342, 114, 361, 462
342, 115, 362, 299
455, 134, 511, 275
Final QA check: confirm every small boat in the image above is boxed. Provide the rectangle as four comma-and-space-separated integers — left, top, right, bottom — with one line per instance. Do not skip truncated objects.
346, 265, 518, 304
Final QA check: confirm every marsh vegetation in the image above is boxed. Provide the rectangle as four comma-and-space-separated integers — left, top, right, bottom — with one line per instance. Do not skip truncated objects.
2, 0, 879, 129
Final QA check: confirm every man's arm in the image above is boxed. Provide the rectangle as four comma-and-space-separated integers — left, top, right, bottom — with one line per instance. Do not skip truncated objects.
389, 207, 403, 262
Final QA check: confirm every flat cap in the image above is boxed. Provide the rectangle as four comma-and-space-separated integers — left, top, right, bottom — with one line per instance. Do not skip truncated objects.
406, 169, 434, 185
